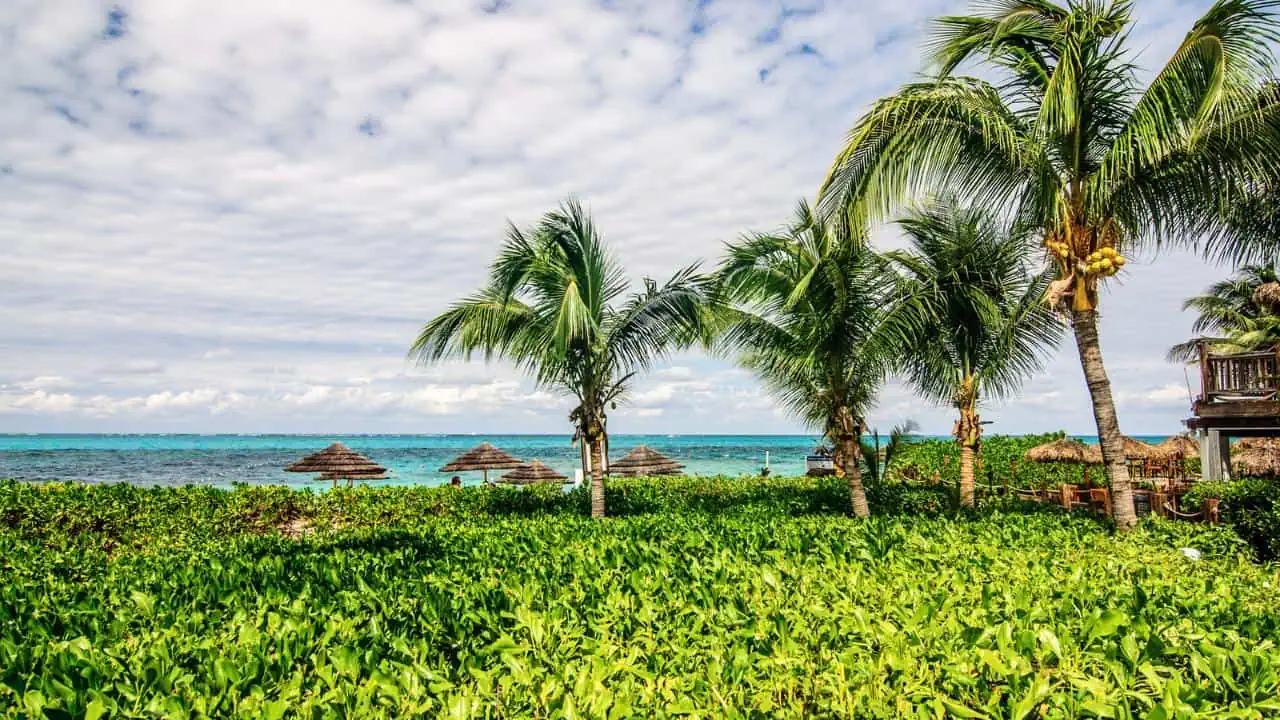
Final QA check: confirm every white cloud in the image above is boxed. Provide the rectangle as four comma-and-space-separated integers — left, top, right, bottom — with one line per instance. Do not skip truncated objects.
8, 390, 79, 413
1116, 383, 1195, 410
0, 0, 1227, 435
17, 376, 78, 391
103, 360, 166, 375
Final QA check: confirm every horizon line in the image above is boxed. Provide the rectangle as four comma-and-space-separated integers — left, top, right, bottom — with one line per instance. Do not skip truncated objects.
0, 430, 1179, 437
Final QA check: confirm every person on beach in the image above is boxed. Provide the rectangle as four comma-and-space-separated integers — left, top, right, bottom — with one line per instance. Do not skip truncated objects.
449, 476, 462, 488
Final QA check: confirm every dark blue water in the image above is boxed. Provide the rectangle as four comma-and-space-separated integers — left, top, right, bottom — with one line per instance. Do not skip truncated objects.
0, 434, 1167, 488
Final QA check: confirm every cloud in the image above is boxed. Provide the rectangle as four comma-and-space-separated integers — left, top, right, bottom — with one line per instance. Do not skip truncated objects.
102, 360, 166, 375
17, 376, 78, 391
0, 0, 1225, 435
1116, 383, 1195, 410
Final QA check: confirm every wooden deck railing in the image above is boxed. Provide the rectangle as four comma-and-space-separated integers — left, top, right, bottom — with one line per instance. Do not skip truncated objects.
1198, 343, 1280, 402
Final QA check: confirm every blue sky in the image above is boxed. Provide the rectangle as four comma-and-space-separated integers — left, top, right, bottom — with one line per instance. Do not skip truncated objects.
0, 0, 1226, 435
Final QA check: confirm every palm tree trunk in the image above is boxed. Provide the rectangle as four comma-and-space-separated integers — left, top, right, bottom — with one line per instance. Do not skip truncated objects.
839, 434, 870, 518
956, 399, 980, 508
588, 434, 607, 519
829, 427, 870, 517
959, 444, 976, 507
1071, 309, 1137, 530
832, 407, 869, 518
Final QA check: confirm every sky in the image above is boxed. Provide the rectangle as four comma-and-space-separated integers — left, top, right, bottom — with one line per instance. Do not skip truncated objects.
0, 0, 1234, 436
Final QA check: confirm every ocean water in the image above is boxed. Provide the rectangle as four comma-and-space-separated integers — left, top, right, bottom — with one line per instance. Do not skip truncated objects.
0, 434, 1169, 489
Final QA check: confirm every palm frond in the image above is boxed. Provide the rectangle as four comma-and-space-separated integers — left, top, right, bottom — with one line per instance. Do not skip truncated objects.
886, 198, 1063, 408
605, 264, 712, 372
412, 198, 713, 428
1169, 262, 1280, 360
818, 77, 1041, 229
714, 201, 892, 433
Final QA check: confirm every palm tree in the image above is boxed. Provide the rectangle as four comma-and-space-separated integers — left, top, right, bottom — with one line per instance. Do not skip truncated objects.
887, 200, 1064, 507
1168, 264, 1280, 361
715, 202, 894, 517
410, 199, 710, 518
859, 420, 920, 486
819, 0, 1280, 529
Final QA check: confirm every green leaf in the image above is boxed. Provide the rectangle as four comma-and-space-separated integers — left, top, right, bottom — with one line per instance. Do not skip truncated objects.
1037, 629, 1062, 659
129, 591, 154, 615
1092, 610, 1128, 638
937, 697, 989, 718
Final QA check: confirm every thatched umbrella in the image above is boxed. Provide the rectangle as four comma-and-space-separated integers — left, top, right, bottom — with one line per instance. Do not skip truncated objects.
438, 442, 523, 483
1154, 434, 1199, 459
1118, 436, 1158, 460
285, 442, 387, 488
1024, 438, 1096, 464
1023, 438, 1100, 486
608, 445, 685, 477
501, 460, 570, 485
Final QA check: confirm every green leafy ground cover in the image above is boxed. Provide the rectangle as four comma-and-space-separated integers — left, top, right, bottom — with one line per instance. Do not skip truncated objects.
2, 478, 1278, 718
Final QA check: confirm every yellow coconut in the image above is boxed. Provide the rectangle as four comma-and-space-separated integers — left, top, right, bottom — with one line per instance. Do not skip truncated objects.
1114, 256, 1126, 267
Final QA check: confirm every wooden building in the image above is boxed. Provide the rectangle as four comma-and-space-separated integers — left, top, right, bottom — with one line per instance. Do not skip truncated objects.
1185, 343, 1280, 481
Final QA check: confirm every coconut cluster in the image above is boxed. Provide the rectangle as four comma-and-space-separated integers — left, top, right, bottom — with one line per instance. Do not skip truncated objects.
1047, 241, 1072, 260
1085, 247, 1126, 276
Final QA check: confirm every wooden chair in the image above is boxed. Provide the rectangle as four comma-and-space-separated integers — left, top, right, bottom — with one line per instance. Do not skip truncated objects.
1131, 489, 1153, 517
1060, 485, 1093, 512
1086, 488, 1111, 516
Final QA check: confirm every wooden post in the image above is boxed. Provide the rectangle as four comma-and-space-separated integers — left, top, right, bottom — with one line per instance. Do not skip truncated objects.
1201, 430, 1230, 483
1005, 460, 1013, 496
1206, 497, 1221, 524
1198, 342, 1210, 402
1060, 484, 1073, 510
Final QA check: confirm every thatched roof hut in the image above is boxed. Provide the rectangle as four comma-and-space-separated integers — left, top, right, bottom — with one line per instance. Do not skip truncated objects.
1024, 438, 1096, 464
285, 442, 387, 488
1230, 437, 1280, 477
439, 442, 523, 483
608, 445, 685, 477
1154, 434, 1199, 459
1252, 281, 1280, 314
500, 460, 569, 485
1234, 448, 1280, 477
1234, 437, 1280, 451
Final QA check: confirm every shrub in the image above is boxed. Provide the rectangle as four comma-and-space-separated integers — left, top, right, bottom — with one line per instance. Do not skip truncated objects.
1186, 477, 1280, 561
894, 432, 1099, 490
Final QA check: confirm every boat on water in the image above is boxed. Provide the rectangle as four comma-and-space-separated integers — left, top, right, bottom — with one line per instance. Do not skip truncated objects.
805, 449, 835, 477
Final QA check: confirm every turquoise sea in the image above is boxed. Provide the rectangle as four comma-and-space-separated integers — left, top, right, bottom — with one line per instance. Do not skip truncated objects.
0, 434, 1171, 488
